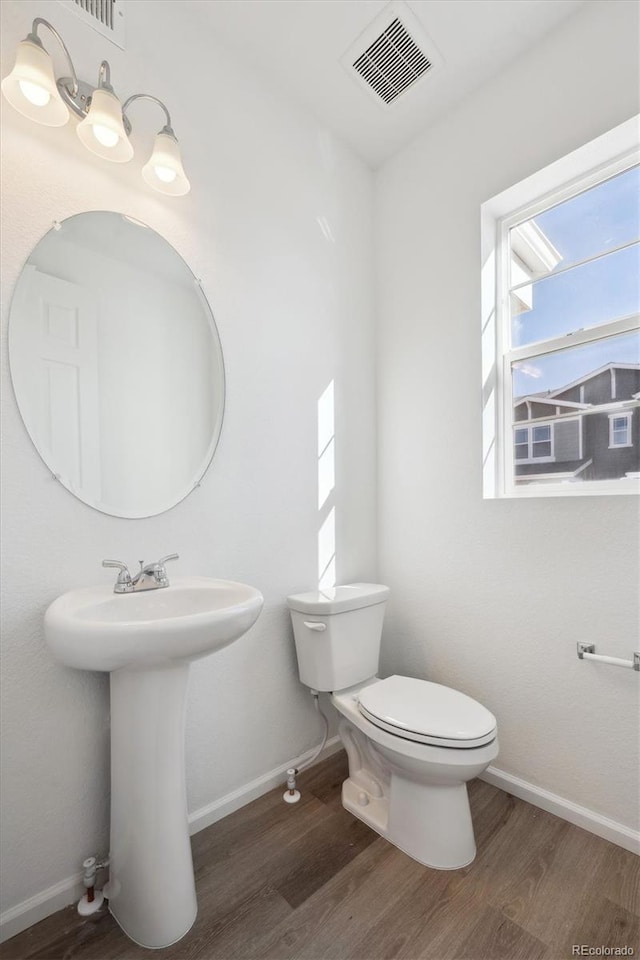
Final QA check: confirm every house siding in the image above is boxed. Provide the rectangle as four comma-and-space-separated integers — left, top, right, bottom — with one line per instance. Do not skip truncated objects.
615, 368, 640, 400
556, 369, 612, 405
530, 401, 553, 419
554, 385, 582, 403
582, 410, 639, 479
554, 418, 581, 461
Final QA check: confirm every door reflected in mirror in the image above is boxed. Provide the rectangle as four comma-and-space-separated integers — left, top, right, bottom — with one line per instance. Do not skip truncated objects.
9, 212, 225, 518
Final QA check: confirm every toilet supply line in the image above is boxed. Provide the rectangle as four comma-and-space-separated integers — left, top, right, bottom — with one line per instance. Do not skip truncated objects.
77, 855, 109, 916
283, 690, 329, 804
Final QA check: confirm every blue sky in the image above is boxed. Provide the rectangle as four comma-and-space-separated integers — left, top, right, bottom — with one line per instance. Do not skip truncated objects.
512, 165, 639, 396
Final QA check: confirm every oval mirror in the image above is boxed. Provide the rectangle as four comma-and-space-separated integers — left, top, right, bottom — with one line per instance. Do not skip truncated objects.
8, 212, 225, 518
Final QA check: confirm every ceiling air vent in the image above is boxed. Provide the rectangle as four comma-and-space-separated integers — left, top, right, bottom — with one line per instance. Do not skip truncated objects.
57, 0, 125, 49
353, 18, 431, 105
342, 1, 442, 107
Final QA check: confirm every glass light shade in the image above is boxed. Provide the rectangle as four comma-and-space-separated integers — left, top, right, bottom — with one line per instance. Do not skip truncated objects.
76, 87, 133, 162
1, 38, 69, 126
142, 132, 190, 196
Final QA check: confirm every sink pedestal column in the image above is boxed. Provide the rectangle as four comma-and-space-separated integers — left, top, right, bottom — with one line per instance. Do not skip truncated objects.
107, 662, 197, 948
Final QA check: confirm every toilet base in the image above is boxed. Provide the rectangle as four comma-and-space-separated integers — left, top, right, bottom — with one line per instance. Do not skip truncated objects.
342, 774, 476, 870
342, 776, 389, 838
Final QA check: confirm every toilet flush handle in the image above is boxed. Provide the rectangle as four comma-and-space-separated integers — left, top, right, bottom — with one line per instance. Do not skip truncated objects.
304, 621, 326, 632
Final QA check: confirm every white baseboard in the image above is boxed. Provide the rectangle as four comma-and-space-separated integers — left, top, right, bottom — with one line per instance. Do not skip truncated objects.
188, 736, 342, 835
481, 765, 640, 855
0, 873, 85, 945
0, 736, 342, 945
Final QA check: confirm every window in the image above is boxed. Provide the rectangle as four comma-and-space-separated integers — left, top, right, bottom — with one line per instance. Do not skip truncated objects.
514, 423, 553, 462
609, 413, 632, 448
482, 119, 640, 498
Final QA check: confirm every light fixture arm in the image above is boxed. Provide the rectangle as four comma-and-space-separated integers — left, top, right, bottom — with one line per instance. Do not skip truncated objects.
97, 60, 112, 91
122, 94, 174, 136
29, 17, 78, 97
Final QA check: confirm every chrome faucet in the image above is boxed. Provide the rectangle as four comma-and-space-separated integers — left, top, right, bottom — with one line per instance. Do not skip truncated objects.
102, 554, 179, 594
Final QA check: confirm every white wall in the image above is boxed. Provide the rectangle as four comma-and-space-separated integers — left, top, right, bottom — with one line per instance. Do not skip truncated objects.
0, 0, 376, 917
376, 0, 639, 829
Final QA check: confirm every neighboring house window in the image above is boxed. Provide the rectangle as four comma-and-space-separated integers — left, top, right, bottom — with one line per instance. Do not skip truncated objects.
609, 413, 632, 448
482, 119, 640, 497
514, 423, 553, 461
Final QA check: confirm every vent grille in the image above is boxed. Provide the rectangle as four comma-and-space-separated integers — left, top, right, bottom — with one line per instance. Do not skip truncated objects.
57, 0, 125, 48
73, 0, 116, 30
352, 18, 432, 104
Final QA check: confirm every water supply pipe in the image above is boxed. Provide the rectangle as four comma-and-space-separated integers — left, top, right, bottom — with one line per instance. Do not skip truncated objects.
283, 690, 329, 804
77, 855, 109, 916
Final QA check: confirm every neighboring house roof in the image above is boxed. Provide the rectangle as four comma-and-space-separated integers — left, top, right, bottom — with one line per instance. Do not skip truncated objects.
548, 362, 640, 399
516, 459, 590, 477
514, 396, 589, 409
514, 363, 640, 407
516, 459, 594, 480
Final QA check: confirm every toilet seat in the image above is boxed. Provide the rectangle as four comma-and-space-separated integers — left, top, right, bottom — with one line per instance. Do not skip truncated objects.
357, 675, 497, 749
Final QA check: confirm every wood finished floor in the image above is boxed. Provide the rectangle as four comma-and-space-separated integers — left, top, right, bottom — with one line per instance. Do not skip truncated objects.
2, 751, 639, 960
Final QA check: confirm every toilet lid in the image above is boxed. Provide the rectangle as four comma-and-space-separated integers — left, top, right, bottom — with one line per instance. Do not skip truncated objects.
357, 676, 497, 748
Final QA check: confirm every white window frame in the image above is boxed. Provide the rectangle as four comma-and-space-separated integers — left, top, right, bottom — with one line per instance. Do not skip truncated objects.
481, 117, 640, 499
514, 422, 554, 464
609, 412, 633, 449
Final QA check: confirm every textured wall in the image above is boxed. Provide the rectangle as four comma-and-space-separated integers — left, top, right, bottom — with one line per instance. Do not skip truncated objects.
0, 0, 376, 913
376, 0, 640, 829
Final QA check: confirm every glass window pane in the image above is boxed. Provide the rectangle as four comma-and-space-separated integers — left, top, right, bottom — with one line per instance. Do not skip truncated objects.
510, 165, 640, 284
515, 428, 528, 444
512, 332, 640, 485
531, 441, 551, 458
612, 418, 630, 445
515, 443, 528, 460
511, 244, 639, 348
512, 330, 639, 398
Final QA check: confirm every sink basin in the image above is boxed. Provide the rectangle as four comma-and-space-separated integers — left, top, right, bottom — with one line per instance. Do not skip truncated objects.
45, 577, 264, 672
44, 576, 263, 949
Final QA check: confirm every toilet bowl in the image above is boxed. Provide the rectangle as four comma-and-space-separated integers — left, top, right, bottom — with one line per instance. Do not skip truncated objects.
332, 677, 498, 869
286, 584, 499, 870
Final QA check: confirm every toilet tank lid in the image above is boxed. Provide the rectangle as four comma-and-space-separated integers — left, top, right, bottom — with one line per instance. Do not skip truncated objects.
286, 583, 389, 615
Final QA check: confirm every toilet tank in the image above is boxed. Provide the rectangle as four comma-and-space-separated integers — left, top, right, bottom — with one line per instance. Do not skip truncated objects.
286, 583, 389, 692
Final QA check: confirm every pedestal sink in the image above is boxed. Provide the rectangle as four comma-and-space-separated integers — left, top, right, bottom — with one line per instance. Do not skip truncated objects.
45, 577, 263, 949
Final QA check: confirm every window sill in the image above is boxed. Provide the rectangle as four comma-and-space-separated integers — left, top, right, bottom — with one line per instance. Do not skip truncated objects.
493, 478, 640, 499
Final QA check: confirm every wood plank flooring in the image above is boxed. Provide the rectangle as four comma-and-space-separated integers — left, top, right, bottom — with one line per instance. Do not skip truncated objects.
2, 752, 638, 960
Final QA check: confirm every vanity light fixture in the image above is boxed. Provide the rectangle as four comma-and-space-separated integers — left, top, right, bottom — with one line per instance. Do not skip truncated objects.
0, 20, 71, 126
1, 17, 190, 196
128, 96, 191, 197
76, 62, 134, 163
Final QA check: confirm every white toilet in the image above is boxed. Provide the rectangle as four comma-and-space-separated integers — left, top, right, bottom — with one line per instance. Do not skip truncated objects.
286, 583, 499, 870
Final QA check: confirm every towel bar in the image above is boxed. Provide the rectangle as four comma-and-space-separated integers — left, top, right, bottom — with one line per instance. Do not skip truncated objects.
577, 642, 640, 671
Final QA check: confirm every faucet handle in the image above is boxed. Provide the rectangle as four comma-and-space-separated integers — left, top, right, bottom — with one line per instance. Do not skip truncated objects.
151, 553, 179, 588
103, 559, 131, 575
102, 559, 133, 593
158, 553, 179, 566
